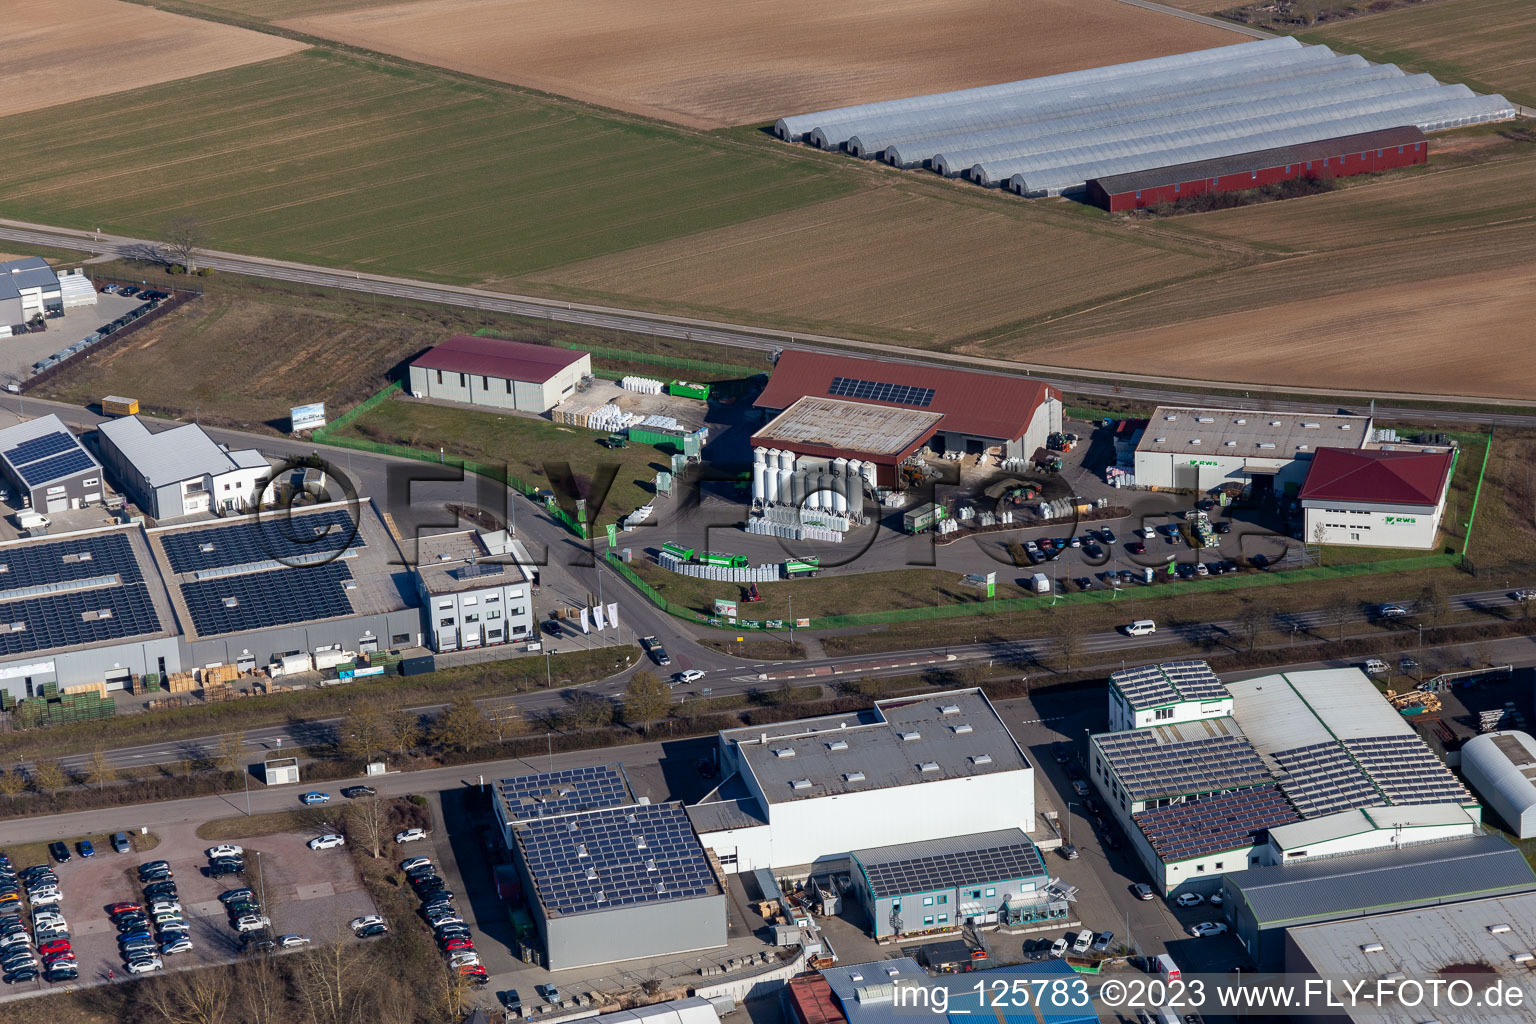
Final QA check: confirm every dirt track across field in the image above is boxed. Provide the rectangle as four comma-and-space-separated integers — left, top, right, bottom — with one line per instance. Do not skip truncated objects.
282, 0, 1245, 128
5, 0, 305, 115
1028, 261, 1536, 400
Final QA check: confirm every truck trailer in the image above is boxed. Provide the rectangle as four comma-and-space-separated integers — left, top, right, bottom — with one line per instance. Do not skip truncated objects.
102, 395, 139, 416
903, 503, 948, 533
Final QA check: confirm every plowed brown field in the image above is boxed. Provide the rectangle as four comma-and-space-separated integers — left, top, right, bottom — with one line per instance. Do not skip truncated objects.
282, 0, 1245, 128
6, 0, 305, 115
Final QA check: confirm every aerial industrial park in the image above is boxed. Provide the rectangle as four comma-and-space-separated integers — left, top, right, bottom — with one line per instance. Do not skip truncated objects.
0, 0, 1532, 1021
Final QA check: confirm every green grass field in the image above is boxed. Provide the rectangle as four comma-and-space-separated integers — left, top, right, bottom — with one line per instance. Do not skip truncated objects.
0, 50, 852, 284
336, 395, 675, 526
1302, 0, 1536, 107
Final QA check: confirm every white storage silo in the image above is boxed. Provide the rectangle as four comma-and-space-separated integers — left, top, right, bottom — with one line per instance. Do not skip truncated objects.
845, 459, 864, 510
752, 460, 767, 504
778, 451, 794, 506
831, 459, 849, 514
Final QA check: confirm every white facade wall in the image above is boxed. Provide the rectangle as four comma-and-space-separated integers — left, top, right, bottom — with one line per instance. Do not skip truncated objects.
206, 464, 272, 514
1108, 690, 1234, 732
409, 353, 591, 413
1268, 820, 1478, 863
421, 581, 534, 653
1462, 733, 1536, 839
1302, 500, 1442, 550
698, 769, 1033, 874
1133, 450, 1307, 492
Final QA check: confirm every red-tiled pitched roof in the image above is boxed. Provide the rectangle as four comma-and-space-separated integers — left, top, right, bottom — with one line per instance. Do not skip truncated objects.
754, 351, 1056, 441
410, 335, 586, 384
787, 974, 844, 1024
1299, 447, 1454, 506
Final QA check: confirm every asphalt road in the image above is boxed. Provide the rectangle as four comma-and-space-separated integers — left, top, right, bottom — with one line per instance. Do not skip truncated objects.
1, 219, 1530, 423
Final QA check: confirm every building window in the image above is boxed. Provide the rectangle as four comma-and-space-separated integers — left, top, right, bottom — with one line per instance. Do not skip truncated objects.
487, 610, 501, 620
464, 614, 479, 624
462, 597, 477, 606
923, 897, 933, 906
892, 902, 901, 913
83, 478, 99, 487
488, 629, 503, 640
482, 375, 490, 390
1215, 862, 1223, 870
970, 890, 981, 900
486, 594, 500, 602
984, 888, 995, 898
938, 914, 948, 924
923, 916, 934, 926
391, 633, 410, 645
459, 373, 466, 387
505, 380, 512, 394
1173, 183, 1179, 193
436, 370, 443, 384
512, 623, 527, 634
438, 618, 454, 627
1154, 707, 1174, 720
1135, 190, 1142, 199
1196, 864, 1205, 872
937, 895, 947, 904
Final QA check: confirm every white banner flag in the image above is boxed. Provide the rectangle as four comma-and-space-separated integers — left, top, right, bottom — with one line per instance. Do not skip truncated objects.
606, 603, 619, 632
593, 603, 607, 631
579, 607, 591, 634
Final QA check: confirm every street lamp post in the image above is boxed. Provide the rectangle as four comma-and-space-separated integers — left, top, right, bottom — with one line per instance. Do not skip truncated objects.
255, 850, 267, 927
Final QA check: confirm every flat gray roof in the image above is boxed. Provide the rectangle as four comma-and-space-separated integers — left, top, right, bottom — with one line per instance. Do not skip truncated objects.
1223, 833, 1536, 926
1136, 406, 1370, 459
415, 530, 531, 595
733, 689, 1029, 804
851, 828, 1045, 898
1, 257, 58, 293
754, 396, 942, 458
97, 416, 268, 488
1286, 891, 1536, 1000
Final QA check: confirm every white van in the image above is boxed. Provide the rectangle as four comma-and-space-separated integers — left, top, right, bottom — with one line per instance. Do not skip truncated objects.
1363, 659, 1388, 676
1123, 620, 1157, 636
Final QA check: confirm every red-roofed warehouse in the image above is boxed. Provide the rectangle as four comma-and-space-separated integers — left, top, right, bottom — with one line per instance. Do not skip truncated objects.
408, 335, 591, 413
752, 351, 1060, 487
1300, 446, 1457, 550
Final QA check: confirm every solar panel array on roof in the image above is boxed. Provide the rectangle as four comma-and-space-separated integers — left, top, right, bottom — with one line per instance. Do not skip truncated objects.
180, 562, 354, 636
1112, 660, 1228, 712
858, 839, 1045, 898
18, 449, 95, 487
0, 584, 160, 656
1135, 786, 1300, 861
5, 432, 77, 466
499, 765, 630, 821
0, 533, 144, 589
162, 509, 364, 574
828, 377, 935, 408
1097, 730, 1270, 802
1271, 741, 1382, 818
1344, 736, 1471, 806
519, 803, 715, 916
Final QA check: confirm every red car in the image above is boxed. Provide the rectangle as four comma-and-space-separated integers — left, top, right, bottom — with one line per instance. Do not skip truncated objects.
38, 939, 70, 956
457, 965, 487, 978
43, 951, 76, 966
107, 902, 141, 915
442, 937, 475, 952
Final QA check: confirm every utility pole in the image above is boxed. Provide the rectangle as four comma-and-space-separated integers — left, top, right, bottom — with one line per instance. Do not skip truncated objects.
546, 732, 553, 772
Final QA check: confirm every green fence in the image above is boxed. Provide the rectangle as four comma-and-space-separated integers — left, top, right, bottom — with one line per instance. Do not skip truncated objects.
1459, 426, 1495, 561
314, 382, 588, 539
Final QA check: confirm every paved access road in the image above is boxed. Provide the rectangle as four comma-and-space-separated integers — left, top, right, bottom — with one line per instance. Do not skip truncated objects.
1, 219, 1529, 422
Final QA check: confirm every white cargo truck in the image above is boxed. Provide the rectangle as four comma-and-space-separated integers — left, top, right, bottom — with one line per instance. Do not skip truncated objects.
1030, 573, 1051, 594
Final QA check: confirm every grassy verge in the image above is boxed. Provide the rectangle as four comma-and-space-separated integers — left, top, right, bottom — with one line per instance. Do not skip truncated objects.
0, 647, 629, 762
699, 638, 808, 661
195, 808, 335, 842
1, 831, 160, 869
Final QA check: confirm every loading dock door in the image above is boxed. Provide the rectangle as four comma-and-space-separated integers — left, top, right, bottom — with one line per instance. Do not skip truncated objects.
104, 668, 131, 692
45, 496, 69, 514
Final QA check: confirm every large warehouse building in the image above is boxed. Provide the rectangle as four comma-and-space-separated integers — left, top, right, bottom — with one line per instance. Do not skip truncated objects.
408, 335, 591, 413
752, 351, 1060, 491
1132, 406, 1371, 494
1092, 666, 1478, 894
688, 689, 1033, 873
1460, 731, 1536, 839
96, 416, 271, 520
0, 257, 62, 324
1298, 444, 1456, 549
493, 765, 727, 970
1220, 833, 1536, 970
0, 415, 104, 513
1085, 126, 1427, 211
777, 38, 1513, 198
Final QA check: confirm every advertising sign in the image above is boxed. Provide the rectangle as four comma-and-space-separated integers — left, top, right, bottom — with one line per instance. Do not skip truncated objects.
715, 598, 738, 618
290, 403, 326, 432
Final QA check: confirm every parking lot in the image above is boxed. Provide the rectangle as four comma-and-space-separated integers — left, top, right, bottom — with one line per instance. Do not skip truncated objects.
0, 815, 378, 1000
0, 287, 152, 387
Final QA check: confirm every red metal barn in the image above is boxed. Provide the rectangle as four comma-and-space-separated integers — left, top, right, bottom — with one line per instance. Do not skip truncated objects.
1086, 126, 1428, 212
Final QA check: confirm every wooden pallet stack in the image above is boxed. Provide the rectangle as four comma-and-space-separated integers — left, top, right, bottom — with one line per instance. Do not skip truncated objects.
200, 663, 239, 686
166, 671, 198, 694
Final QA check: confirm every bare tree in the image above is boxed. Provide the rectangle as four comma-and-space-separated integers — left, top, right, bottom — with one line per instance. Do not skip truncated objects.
1418, 580, 1449, 628
293, 931, 380, 1024
486, 700, 526, 743
341, 701, 387, 763
345, 795, 389, 860
385, 704, 421, 759
87, 747, 116, 791
1518, 591, 1535, 622
431, 695, 492, 753
216, 732, 247, 774
433, 961, 472, 1022
1324, 592, 1354, 643
234, 953, 289, 1024
563, 692, 614, 731
0, 767, 26, 800
1236, 601, 1270, 654
30, 758, 65, 797
163, 214, 206, 273
1052, 603, 1086, 671
143, 963, 235, 1024
1311, 520, 1329, 566
623, 672, 669, 733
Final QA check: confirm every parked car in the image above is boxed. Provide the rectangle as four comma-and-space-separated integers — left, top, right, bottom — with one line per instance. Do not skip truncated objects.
219, 889, 255, 905
1175, 893, 1204, 907
137, 861, 170, 879
205, 860, 242, 878
47, 843, 69, 864
206, 845, 244, 859
1092, 931, 1114, 953
300, 792, 331, 806
3, 967, 39, 984
1049, 938, 1068, 958
1209, 892, 1225, 906
501, 990, 522, 1012
107, 902, 141, 916
356, 923, 388, 938
537, 984, 562, 1002
341, 786, 376, 799
349, 916, 385, 932
76, 841, 93, 859
1060, 844, 1079, 861
1071, 930, 1093, 954
400, 858, 431, 873
278, 934, 310, 949
1189, 922, 1228, 937
394, 829, 428, 845
307, 834, 345, 851
126, 957, 163, 974
235, 916, 272, 934
161, 938, 195, 955
1131, 884, 1154, 901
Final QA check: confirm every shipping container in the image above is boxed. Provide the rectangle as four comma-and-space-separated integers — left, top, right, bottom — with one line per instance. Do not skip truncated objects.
102, 395, 139, 416
667, 380, 712, 401
661, 542, 696, 562
400, 655, 436, 676
784, 557, 820, 577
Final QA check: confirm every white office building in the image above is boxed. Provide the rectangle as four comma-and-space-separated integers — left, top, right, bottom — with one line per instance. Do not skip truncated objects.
688, 689, 1034, 874
95, 416, 270, 520
1108, 660, 1232, 731
414, 530, 536, 653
